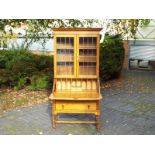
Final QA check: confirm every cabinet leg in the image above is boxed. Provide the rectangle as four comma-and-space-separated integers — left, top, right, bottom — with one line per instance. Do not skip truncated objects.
52, 114, 56, 129
52, 100, 56, 129
96, 115, 100, 130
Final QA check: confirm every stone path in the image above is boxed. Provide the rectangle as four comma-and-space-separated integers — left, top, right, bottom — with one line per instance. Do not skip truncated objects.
0, 70, 155, 135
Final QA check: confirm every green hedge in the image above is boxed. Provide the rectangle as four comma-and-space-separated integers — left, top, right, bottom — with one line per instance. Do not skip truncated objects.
100, 34, 125, 81
0, 49, 53, 90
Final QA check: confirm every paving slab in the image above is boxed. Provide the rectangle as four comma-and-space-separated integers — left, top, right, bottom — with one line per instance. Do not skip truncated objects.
0, 70, 155, 135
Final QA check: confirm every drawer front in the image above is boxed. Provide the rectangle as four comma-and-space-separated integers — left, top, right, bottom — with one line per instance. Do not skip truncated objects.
55, 102, 97, 111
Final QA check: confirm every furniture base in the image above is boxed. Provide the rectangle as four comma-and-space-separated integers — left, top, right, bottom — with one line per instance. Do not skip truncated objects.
52, 100, 101, 130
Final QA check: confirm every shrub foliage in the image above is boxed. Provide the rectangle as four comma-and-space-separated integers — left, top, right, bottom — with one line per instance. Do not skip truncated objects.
0, 49, 53, 90
100, 34, 125, 81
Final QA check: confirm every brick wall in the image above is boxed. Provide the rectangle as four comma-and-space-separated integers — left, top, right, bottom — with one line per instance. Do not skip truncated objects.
123, 40, 129, 69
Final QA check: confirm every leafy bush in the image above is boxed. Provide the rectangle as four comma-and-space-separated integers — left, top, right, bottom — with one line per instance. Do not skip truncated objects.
11, 61, 38, 77
100, 34, 125, 81
0, 69, 15, 87
33, 55, 53, 71
0, 49, 53, 90
28, 74, 50, 90
15, 77, 28, 90
0, 48, 29, 69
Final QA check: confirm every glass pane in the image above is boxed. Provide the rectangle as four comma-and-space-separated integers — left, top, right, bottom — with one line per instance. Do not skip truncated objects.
79, 37, 97, 48
56, 37, 74, 76
57, 62, 74, 75
79, 62, 96, 75
57, 49, 74, 62
56, 37, 74, 49
79, 49, 96, 62
79, 37, 97, 76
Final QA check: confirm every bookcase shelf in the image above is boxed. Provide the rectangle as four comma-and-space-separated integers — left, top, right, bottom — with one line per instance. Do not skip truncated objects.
79, 47, 97, 49
56, 46, 74, 49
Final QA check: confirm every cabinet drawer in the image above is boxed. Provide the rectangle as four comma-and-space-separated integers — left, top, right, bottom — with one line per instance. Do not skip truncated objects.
56, 103, 97, 111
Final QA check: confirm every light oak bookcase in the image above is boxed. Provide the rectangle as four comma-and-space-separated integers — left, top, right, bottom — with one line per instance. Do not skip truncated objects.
49, 28, 102, 130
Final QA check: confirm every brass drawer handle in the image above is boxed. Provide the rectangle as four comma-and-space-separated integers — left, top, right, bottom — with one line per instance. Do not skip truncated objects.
62, 105, 64, 109
88, 105, 90, 109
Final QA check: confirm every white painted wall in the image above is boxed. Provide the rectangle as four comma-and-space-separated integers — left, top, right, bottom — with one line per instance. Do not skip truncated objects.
7, 38, 54, 52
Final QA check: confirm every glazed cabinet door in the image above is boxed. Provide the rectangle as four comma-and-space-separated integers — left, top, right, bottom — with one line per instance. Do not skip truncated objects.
54, 35, 76, 78
77, 35, 99, 78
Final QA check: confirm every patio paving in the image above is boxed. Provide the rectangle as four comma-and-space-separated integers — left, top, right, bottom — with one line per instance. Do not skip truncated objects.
0, 70, 155, 135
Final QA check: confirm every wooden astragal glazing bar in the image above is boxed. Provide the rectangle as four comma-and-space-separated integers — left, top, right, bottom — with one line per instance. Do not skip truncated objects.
49, 28, 102, 130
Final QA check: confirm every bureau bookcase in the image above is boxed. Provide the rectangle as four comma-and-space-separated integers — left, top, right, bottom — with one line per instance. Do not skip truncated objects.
50, 28, 102, 129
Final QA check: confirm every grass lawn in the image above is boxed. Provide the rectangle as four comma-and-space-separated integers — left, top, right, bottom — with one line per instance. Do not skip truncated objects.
0, 88, 50, 113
